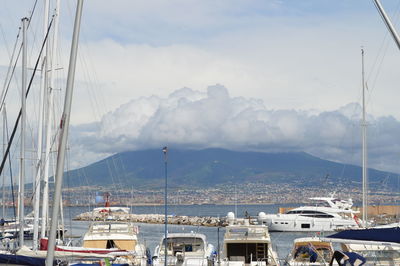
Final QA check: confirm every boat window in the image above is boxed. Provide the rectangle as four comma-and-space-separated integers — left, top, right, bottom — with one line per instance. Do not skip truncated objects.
287, 210, 334, 218
300, 214, 334, 218
301, 211, 328, 215
301, 224, 310, 228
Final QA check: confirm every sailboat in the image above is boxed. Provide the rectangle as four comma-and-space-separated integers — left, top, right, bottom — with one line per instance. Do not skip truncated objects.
0, 14, 41, 247
0, 0, 83, 265
316, 2, 400, 264
0, 0, 70, 251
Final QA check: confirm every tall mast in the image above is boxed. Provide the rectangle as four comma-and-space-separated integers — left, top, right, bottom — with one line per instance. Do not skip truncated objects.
19, 17, 29, 247
41, 0, 61, 239
163, 146, 168, 266
46, 0, 84, 263
2, 108, 6, 219
361, 48, 368, 227
372, 0, 400, 50
33, 0, 50, 250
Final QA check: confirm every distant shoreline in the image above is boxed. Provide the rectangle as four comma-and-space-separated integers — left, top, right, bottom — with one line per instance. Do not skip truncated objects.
1, 202, 278, 208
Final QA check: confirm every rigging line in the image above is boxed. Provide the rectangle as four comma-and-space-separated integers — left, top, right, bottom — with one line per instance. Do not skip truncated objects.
65, 144, 73, 237
105, 159, 119, 197
40, 123, 62, 184
111, 154, 124, 194
82, 43, 109, 117
366, 1, 400, 81
27, 0, 39, 27
78, 43, 107, 122
342, 112, 361, 185
0, 17, 54, 178
0, 23, 12, 58
27, 116, 41, 204
367, 0, 400, 93
0, 0, 40, 113
77, 53, 100, 122
0, 28, 21, 111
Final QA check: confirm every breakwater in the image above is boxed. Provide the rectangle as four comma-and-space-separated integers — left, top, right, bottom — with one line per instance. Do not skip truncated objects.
74, 212, 227, 227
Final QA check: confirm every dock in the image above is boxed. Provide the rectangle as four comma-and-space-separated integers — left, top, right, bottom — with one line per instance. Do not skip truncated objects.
74, 211, 226, 227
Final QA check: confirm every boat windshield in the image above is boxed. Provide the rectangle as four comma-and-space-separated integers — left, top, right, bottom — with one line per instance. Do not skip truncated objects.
293, 244, 333, 263
355, 250, 400, 261
162, 237, 205, 255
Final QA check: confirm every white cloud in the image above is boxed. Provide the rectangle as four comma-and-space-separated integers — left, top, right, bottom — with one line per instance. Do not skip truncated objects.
71, 85, 400, 173
1, 0, 400, 174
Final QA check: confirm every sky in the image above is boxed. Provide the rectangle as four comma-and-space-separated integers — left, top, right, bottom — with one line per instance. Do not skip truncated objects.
1, 0, 400, 176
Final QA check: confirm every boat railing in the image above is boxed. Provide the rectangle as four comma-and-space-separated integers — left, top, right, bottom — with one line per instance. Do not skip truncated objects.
182, 257, 208, 265
257, 254, 280, 266
225, 227, 268, 240
225, 232, 268, 240
88, 222, 138, 235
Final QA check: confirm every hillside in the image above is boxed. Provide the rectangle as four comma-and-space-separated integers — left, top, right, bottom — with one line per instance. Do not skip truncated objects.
63, 148, 396, 190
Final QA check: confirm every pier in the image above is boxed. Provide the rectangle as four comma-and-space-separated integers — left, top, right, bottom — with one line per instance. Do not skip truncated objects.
74, 211, 226, 227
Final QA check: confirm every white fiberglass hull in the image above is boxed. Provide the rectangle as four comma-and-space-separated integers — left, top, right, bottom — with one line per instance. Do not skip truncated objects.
262, 214, 357, 232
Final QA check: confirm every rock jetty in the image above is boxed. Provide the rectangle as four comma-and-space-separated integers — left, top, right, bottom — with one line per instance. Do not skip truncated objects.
74, 211, 227, 227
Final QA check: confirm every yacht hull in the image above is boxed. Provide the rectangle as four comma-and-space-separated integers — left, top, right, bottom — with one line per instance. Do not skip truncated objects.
263, 214, 357, 232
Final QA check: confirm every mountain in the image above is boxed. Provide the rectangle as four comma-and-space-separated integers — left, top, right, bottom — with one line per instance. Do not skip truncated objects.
63, 148, 397, 190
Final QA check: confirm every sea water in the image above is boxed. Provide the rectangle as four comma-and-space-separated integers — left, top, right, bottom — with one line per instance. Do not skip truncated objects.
3, 204, 321, 260
60, 203, 318, 261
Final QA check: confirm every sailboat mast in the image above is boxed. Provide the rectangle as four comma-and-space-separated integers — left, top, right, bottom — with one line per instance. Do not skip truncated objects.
372, 0, 400, 50
33, 0, 50, 250
46, 0, 84, 263
163, 147, 168, 266
41, 0, 61, 239
361, 48, 368, 227
2, 108, 5, 219
18, 17, 29, 247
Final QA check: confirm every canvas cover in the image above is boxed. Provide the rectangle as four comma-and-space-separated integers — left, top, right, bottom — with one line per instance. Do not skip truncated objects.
328, 227, 400, 244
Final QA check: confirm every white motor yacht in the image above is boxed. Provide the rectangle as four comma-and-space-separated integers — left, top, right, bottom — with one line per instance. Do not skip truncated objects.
152, 232, 215, 266
219, 212, 279, 266
259, 197, 359, 232
81, 220, 149, 265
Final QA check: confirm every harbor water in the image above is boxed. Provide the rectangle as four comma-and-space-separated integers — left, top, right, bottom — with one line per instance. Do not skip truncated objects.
3, 203, 334, 260
59, 203, 318, 260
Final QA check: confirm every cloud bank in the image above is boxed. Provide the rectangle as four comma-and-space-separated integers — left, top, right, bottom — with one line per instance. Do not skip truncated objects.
70, 85, 400, 173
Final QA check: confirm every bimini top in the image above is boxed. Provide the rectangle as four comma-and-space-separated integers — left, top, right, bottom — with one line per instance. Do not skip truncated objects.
327, 226, 400, 244
163, 232, 207, 241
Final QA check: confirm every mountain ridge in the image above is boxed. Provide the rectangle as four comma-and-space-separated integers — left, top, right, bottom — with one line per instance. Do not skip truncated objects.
63, 148, 397, 190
